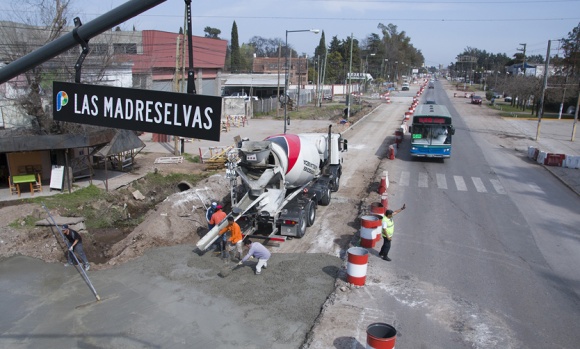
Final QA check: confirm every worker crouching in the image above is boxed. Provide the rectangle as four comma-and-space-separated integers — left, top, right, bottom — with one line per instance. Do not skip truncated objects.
238, 239, 271, 275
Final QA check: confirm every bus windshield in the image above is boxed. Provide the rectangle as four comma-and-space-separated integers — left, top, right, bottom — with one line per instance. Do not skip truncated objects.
410, 104, 455, 158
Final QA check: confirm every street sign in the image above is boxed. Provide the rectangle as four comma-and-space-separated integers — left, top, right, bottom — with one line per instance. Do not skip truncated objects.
53, 82, 222, 141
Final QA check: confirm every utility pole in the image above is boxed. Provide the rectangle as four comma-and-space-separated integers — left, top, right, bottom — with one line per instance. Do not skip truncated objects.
536, 40, 551, 141
518, 43, 527, 76
346, 33, 354, 120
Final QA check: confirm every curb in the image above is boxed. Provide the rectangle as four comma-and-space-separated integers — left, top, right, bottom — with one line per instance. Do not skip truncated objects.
542, 165, 580, 198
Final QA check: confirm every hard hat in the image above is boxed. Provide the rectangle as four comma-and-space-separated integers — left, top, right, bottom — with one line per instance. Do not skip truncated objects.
211, 202, 217, 207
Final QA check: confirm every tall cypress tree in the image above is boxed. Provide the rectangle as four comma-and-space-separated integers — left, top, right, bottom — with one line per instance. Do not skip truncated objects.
315, 31, 327, 59
230, 21, 241, 73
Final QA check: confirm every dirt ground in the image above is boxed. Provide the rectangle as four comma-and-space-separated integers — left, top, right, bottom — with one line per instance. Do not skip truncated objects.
0, 102, 377, 270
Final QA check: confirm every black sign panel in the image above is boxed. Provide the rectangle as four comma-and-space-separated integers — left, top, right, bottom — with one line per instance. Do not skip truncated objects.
53, 82, 222, 141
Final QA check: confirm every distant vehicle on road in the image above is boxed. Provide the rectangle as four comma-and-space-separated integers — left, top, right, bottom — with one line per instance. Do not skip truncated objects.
428, 81, 435, 89
425, 100, 436, 105
401, 83, 410, 91
471, 95, 483, 105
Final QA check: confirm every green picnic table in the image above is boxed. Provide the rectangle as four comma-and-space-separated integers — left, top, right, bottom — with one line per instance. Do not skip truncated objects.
12, 174, 38, 196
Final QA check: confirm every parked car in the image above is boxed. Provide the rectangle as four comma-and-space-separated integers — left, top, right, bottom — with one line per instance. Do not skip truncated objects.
566, 106, 576, 115
471, 95, 483, 105
504, 96, 512, 102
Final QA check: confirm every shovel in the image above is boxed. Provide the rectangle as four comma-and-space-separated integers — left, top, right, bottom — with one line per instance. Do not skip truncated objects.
218, 262, 243, 278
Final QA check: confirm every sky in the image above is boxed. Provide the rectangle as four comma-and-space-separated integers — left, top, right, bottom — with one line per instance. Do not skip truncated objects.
2, 0, 580, 67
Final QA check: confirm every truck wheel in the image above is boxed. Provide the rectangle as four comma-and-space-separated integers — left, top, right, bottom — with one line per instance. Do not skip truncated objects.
306, 201, 316, 227
297, 211, 307, 238
319, 187, 331, 206
331, 175, 340, 192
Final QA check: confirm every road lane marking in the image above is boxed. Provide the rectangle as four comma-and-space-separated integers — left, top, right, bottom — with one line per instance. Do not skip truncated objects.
489, 179, 507, 194
418, 172, 429, 188
454, 176, 467, 191
399, 171, 410, 187
436, 173, 447, 189
471, 177, 487, 193
528, 183, 545, 194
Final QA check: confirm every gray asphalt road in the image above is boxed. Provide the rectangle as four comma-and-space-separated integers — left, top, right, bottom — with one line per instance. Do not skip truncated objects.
379, 80, 580, 348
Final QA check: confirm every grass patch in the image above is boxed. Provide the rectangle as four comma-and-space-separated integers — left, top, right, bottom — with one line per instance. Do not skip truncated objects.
183, 153, 201, 163
17, 172, 211, 230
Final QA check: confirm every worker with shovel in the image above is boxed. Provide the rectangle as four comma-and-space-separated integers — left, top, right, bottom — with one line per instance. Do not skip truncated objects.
238, 239, 271, 275
219, 216, 243, 260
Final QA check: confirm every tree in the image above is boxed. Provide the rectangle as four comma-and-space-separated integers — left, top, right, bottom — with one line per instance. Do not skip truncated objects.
0, 0, 71, 132
561, 22, 580, 77
203, 26, 221, 39
247, 36, 282, 57
230, 21, 241, 73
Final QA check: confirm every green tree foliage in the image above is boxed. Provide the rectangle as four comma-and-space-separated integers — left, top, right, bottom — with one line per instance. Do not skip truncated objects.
314, 31, 327, 59
248, 36, 282, 57
561, 22, 580, 77
203, 26, 221, 39
230, 21, 241, 73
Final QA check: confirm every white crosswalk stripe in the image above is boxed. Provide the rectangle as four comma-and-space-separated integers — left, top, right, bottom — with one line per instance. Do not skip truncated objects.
471, 177, 487, 193
436, 173, 448, 189
418, 172, 429, 188
529, 183, 545, 195
399, 171, 410, 187
395, 171, 511, 195
489, 179, 507, 194
454, 175, 467, 191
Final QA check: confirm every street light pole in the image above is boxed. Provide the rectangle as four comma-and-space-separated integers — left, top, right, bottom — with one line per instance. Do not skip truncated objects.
284, 29, 320, 134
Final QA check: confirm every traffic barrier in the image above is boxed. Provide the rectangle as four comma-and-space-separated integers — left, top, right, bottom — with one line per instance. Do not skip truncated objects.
360, 226, 375, 248
537, 151, 547, 164
381, 193, 389, 211
370, 202, 385, 215
346, 247, 369, 286
404, 111, 412, 121
366, 323, 397, 349
544, 153, 565, 166
527, 146, 537, 159
388, 145, 396, 160
564, 155, 580, 169
378, 171, 388, 194
395, 129, 404, 146
361, 214, 383, 246
361, 214, 382, 228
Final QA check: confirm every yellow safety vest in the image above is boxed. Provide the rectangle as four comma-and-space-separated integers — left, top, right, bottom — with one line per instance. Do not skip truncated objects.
382, 215, 394, 238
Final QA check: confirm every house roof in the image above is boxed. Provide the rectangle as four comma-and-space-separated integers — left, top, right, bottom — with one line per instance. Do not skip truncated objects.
133, 31, 227, 76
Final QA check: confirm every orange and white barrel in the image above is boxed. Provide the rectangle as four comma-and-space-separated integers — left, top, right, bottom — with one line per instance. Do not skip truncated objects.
370, 202, 385, 215
367, 323, 397, 349
346, 247, 369, 286
360, 226, 375, 248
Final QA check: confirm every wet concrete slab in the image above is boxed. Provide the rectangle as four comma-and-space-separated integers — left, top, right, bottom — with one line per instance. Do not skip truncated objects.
0, 245, 341, 349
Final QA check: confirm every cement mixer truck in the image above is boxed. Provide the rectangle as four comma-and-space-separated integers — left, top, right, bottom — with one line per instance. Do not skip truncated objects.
196, 126, 347, 251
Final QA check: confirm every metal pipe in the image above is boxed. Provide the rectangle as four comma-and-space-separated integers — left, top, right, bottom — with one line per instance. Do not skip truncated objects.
0, 0, 166, 84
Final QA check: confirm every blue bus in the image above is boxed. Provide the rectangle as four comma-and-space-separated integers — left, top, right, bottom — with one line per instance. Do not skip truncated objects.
409, 104, 455, 158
